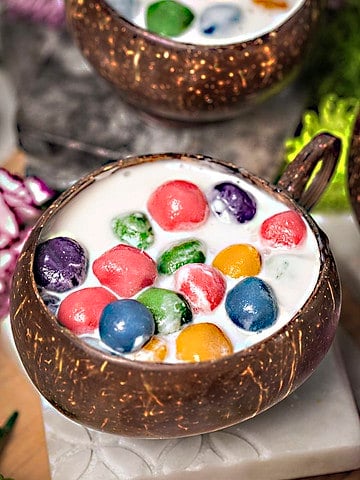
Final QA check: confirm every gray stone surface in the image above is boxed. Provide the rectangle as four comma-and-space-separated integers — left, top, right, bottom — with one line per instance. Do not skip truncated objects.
1, 17, 307, 190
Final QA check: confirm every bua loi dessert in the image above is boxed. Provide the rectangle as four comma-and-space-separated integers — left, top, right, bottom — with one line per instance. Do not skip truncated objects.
33, 159, 320, 363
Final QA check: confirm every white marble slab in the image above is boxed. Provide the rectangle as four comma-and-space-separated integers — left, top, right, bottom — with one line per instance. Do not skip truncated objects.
39, 337, 360, 480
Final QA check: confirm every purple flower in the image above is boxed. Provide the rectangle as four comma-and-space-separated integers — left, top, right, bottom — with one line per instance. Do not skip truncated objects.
0, 168, 55, 321
4, 0, 66, 27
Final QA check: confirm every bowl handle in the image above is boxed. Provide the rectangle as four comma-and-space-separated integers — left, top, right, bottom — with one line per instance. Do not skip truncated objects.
276, 133, 341, 212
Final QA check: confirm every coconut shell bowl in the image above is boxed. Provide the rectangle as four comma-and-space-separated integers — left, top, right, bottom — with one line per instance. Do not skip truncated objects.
10, 133, 341, 439
65, 0, 322, 122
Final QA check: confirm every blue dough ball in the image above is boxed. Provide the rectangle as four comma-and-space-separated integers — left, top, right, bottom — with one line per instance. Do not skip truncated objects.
38, 288, 61, 315
99, 299, 155, 353
225, 277, 278, 332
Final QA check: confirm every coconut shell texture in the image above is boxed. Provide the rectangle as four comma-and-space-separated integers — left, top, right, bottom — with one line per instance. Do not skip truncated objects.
65, 0, 322, 122
10, 154, 341, 438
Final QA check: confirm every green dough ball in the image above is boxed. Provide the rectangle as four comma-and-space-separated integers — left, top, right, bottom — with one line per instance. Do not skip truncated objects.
112, 212, 154, 249
146, 1, 194, 37
137, 287, 192, 334
157, 239, 206, 275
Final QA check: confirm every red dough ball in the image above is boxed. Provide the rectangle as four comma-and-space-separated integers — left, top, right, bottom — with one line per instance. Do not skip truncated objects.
175, 263, 226, 313
147, 180, 209, 231
58, 287, 117, 334
93, 244, 157, 297
260, 210, 307, 247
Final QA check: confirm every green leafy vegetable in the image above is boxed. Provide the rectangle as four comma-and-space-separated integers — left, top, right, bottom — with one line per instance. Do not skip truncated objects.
0, 411, 19, 465
282, 0, 360, 212
283, 95, 359, 212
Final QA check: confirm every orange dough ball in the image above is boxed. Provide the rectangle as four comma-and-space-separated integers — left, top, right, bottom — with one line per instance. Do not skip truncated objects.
176, 323, 233, 362
212, 244, 261, 278
132, 337, 168, 362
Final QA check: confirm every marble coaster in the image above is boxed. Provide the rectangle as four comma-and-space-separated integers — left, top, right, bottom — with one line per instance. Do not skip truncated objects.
40, 339, 360, 480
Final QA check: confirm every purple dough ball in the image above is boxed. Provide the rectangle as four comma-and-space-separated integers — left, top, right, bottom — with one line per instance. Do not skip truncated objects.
210, 182, 257, 223
34, 236, 88, 292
